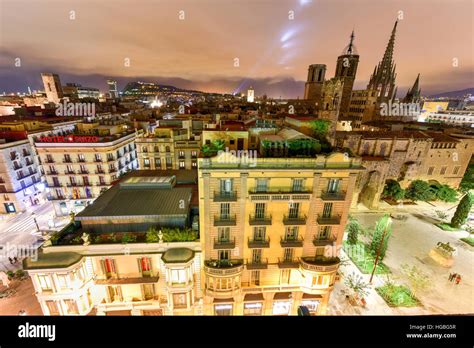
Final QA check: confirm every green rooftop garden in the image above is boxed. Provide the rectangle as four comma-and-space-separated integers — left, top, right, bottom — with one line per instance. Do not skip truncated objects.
50, 221, 199, 246
261, 138, 323, 157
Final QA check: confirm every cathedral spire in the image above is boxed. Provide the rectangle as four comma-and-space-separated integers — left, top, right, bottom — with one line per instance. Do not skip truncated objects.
347, 30, 355, 55
367, 20, 399, 105
403, 73, 421, 103
382, 20, 398, 64
341, 29, 358, 56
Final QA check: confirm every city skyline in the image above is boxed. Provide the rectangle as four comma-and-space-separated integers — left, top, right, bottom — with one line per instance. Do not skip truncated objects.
1, 0, 473, 97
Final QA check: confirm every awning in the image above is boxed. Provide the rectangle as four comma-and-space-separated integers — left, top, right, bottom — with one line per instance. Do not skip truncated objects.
244, 293, 264, 302
213, 298, 234, 303
273, 292, 292, 300
303, 293, 323, 299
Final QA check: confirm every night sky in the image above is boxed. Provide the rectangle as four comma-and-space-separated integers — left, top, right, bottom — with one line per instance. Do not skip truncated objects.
0, 0, 472, 98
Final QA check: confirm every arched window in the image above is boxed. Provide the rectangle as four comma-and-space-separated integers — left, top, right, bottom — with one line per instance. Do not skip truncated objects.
362, 143, 370, 155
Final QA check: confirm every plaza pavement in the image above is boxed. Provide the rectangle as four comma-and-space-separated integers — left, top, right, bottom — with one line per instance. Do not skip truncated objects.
328, 201, 473, 315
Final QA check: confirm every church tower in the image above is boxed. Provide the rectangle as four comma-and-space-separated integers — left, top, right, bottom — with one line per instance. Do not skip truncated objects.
303, 64, 326, 105
367, 20, 398, 106
403, 74, 421, 104
335, 30, 359, 114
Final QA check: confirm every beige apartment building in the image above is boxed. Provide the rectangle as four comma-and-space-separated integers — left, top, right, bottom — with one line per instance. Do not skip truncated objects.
35, 123, 139, 216
25, 240, 203, 316
136, 127, 200, 170
336, 130, 474, 208
24, 170, 203, 316
198, 151, 363, 315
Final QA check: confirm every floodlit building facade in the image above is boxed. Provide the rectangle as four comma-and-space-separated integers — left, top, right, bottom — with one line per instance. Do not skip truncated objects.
35, 123, 139, 216
198, 151, 363, 315
136, 127, 200, 170
0, 137, 46, 213
25, 171, 203, 316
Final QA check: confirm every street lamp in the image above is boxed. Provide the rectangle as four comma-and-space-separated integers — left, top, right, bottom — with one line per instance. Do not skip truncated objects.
31, 212, 40, 232
369, 216, 392, 284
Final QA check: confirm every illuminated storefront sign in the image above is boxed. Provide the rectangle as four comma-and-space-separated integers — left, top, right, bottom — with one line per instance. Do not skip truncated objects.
301, 300, 320, 313
39, 135, 99, 143
243, 302, 263, 315
272, 301, 291, 315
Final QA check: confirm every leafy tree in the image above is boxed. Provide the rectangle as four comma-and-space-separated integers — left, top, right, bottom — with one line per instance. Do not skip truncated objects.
459, 161, 474, 193
121, 233, 137, 244
451, 192, 474, 228
346, 216, 361, 245
344, 272, 370, 298
400, 264, 431, 298
382, 180, 405, 201
146, 227, 197, 242
309, 120, 330, 140
405, 180, 435, 201
200, 139, 225, 157
369, 214, 392, 261
433, 184, 458, 202
146, 227, 160, 243
435, 210, 448, 221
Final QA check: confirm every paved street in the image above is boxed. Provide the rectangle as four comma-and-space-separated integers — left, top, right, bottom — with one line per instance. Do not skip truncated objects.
0, 202, 69, 272
328, 201, 474, 315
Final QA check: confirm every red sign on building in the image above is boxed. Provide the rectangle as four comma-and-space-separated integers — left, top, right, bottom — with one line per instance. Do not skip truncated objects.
39, 135, 99, 143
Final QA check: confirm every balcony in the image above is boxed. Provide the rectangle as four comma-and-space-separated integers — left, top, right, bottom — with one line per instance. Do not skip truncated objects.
277, 258, 300, 269
214, 215, 237, 226
96, 182, 109, 186
49, 182, 62, 188
248, 237, 270, 248
95, 170, 105, 174
204, 259, 244, 276
283, 214, 307, 225
213, 191, 237, 202
106, 157, 115, 162
95, 275, 159, 285
280, 236, 304, 247
78, 170, 89, 175
249, 187, 312, 195
18, 170, 38, 180
300, 257, 340, 273
246, 258, 268, 270
249, 214, 272, 226
62, 159, 73, 163
109, 167, 117, 173
313, 236, 336, 246
94, 158, 102, 163
317, 214, 342, 225
64, 170, 76, 175
321, 191, 346, 201
46, 170, 58, 175
45, 159, 55, 164
77, 158, 86, 163
213, 237, 236, 249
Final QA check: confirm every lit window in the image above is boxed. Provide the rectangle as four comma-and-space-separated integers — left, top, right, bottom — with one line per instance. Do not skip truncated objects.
170, 269, 187, 284
38, 275, 52, 291
214, 304, 233, 316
